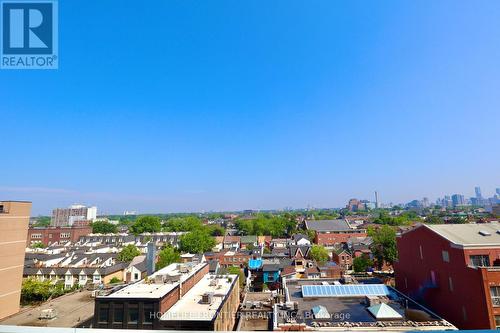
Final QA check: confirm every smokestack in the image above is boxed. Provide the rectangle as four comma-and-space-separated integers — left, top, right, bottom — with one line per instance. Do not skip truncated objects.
146, 242, 156, 275
375, 191, 379, 209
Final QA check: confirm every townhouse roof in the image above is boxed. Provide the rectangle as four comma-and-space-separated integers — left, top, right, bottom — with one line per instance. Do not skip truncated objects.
305, 219, 354, 232
240, 235, 258, 243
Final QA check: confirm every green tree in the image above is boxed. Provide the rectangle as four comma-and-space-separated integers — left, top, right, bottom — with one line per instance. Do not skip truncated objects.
227, 266, 245, 288
91, 221, 118, 234
156, 245, 181, 269
425, 215, 444, 224
130, 216, 162, 234
310, 245, 329, 264
109, 277, 121, 284
179, 230, 216, 253
353, 254, 373, 272
368, 225, 397, 269
118, 244, 141, 262
31, 241, 46, 249
33, 216, 51, 227
21, 278, 66, 304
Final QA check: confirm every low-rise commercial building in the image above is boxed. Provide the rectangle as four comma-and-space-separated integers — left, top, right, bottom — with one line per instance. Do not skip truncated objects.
28, 225, 92, 246
93, 261, 239, 330
305, 220, 367, 246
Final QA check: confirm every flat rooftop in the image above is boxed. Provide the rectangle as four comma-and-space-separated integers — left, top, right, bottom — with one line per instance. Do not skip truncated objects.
0, 291, 94, 328
98, 262, 206, 299
276, 278, 456, 330
424, 222, 500, 247
160, 273, 238, 322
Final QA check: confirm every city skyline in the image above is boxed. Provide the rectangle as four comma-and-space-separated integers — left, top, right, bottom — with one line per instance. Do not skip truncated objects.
2, 1, 500, 215
2, 184, 498, 215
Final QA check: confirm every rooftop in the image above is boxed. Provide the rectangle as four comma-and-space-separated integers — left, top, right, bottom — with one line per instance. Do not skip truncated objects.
276, 278, 456, 331
160, 273, 238, 322
424, 222, 500, 248
305, 219, 355, 232
97, 262, 206, 299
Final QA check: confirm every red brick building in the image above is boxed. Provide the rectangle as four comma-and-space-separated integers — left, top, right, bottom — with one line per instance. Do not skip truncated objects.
395, 223, 500, 329
27, 226, 92, 246
305, 219, 367, 246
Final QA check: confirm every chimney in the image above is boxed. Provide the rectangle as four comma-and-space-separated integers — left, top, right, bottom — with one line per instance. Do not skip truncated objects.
146, 242, 156, 275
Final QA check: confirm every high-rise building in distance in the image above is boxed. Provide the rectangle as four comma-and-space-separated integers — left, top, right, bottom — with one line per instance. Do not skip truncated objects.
0, 201, 32, 319
51, 204, 97, 227
452, 194, 466, 207
475, 186, 483, 199
496, 188, 500, 196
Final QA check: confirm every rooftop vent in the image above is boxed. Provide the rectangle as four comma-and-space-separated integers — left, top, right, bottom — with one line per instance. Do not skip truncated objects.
479, 230, 491, 236
201, 292, 214, 305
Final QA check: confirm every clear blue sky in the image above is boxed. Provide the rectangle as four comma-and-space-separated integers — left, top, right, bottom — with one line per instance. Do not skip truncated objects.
1, 1, 499, 215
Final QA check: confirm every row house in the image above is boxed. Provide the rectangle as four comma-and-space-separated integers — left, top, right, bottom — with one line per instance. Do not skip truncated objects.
23, 263, 127, 289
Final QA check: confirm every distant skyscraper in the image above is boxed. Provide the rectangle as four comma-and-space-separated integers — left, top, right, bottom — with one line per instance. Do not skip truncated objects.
51, 204, 97, 227
451, 194, 465, 207
375, 191, 379, 209
475, 186, 483, 199
496, 188, 500, 196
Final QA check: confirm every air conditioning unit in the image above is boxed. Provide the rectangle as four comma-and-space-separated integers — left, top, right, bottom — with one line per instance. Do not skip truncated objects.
201, 292, 214, 304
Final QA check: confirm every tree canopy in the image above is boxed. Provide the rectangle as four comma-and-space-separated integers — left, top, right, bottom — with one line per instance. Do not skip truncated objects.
235, 213, 296, 237
372, 210, 420, 226
310, 245, 329, 264
353, 254, 373, 272
117, 244, 141, 262
21, 278, 67, 304
91, 221, 118, 234
179, 230, 216, 253
156, 245, 181, 269
129, 216, 162, 234
368, 225, 397, 268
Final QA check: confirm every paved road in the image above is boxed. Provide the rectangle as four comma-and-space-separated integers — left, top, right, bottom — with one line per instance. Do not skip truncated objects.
0, 291, 94, 328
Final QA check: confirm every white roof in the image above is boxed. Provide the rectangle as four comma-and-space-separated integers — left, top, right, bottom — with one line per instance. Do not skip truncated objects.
160, 274, 238, 321
424, 223, 500, 248
99, 262, 206, 299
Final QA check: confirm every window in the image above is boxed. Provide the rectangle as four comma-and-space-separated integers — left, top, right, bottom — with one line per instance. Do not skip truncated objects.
419, 245, 423, 260
143, 304, 154, 324
491, 286, 500, 307
31, 234, 42, 239
113, 305, 124, 324
134, 273, 139, 280
60, 233, 71, 238
495, 315, 500, 328
442, 250, 449, 263
98, 306, 109, 324
470, 255, 490, 267
128, 305, 139, 324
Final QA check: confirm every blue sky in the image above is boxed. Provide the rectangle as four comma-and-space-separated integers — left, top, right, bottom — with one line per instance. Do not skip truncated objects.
1, 1, 499, 215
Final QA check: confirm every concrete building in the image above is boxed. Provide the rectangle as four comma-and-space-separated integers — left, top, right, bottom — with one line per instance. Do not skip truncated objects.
0, 201, 32, 319
27, 225, 92, 246
93, 261, 239, 330
395, 222, 500, 329
305, 219, 367, 246
51, 204, 97, 227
